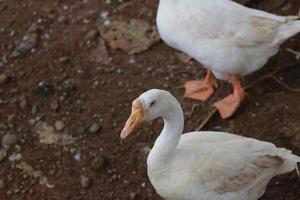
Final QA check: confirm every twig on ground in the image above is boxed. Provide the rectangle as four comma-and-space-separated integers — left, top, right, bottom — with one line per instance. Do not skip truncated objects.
176, 85, 185, 90
271, 76, 300, 92
195, 61, 299, 131
287, 48, 300, 60
188, 104, 198, 118
195, 109, 217, 131
244, 61, 299, 90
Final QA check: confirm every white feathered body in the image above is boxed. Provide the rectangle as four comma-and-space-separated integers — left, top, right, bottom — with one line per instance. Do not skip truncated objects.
157, 0, 300, 80
147, 131, 300, 200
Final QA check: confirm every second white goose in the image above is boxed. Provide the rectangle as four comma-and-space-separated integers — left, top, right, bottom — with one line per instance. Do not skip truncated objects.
121, 89, 300, 200
156, 0, 300, 118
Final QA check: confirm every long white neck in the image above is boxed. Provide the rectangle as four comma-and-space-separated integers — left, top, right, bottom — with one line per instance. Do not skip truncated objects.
148, 97, 184, 168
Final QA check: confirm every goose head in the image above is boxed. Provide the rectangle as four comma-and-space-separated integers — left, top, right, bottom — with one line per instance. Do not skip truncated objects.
120, 89, 175, 139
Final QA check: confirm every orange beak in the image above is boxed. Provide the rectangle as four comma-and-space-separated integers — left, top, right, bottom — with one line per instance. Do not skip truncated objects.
120, 99, 145, 139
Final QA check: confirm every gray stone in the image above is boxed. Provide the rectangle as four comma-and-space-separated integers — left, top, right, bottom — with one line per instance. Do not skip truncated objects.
1, 134, 19, 149
58, 56, 69, 63
19, 96, 27, 109
57, 16, 67, 24
129, 192, 138, 199
50, 101, 59, 112
11, 24, 38, 57
89, 123, 101, 133
91, 154, 106, 170
80, 176, 92, 188
54, 121, 65, 131
34, 82, 55, 97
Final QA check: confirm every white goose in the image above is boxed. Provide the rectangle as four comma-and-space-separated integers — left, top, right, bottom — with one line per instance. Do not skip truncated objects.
121, 89, 300, 200
156, 0, 300, 119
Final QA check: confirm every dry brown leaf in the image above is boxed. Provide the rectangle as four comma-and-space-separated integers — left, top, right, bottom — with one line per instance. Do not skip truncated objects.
90, 38, 110, 65
100, 19, 160, 55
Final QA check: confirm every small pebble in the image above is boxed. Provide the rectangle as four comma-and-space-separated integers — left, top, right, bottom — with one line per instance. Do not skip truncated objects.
141, 182, 146, 188
1, 134, 19, 149
74, 152, 81, 161
8, 153, 22, 161
54, 121, 65, 131
129, 192, 137, 199
89, 123, 101, 133
58, 56, 69, 63
91, 154, 106, 170
19, 96, 27, 109
50, 101, 59, 112
80, 176, 92, 188
57, 16, 67, 24
100, 10, 109, 19
34, 82, 55, 97
112, 174, 118, 180
14, 188, 20, 194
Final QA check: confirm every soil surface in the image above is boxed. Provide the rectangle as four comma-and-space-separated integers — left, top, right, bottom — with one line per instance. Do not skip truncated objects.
0, 0, 300, 199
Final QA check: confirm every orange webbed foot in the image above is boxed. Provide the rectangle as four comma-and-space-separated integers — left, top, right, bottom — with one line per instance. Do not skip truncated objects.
184, 70, 217, 101
214, 75, 246, 119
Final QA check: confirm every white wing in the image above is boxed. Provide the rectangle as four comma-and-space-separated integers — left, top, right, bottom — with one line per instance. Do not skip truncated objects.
179, 132, 299, 198
180, 0, 293, 47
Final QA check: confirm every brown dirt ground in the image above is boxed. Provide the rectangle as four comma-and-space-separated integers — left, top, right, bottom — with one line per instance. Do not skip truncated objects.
0, 0, 300, 199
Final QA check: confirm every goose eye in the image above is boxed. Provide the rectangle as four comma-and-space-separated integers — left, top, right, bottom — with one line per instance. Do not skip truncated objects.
150, 100, 156, 107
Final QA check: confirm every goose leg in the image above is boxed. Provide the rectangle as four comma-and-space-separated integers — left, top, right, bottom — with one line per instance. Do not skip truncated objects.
184, 69, 218, 101
213, 75, 246, 119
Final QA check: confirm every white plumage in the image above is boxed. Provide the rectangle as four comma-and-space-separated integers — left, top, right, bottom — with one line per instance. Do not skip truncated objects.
148, 131, 299, 200
157, 0, 300, 80
121, 89, 300, 200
